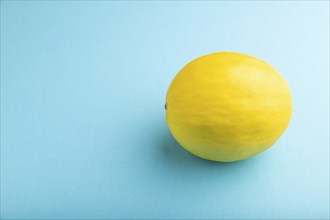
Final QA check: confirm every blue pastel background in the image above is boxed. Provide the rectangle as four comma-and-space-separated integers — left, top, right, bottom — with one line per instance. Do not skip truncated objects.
1, 1, 329, 219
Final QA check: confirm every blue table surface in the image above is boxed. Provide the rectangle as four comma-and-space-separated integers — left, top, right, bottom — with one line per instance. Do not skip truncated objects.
1, 1, 329, 219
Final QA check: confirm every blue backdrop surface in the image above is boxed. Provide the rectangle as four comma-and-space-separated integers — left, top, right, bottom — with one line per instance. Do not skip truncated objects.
1, 1, 329, 219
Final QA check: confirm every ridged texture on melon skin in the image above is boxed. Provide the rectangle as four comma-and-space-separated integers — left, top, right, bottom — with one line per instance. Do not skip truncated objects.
166, 52, 293, 162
